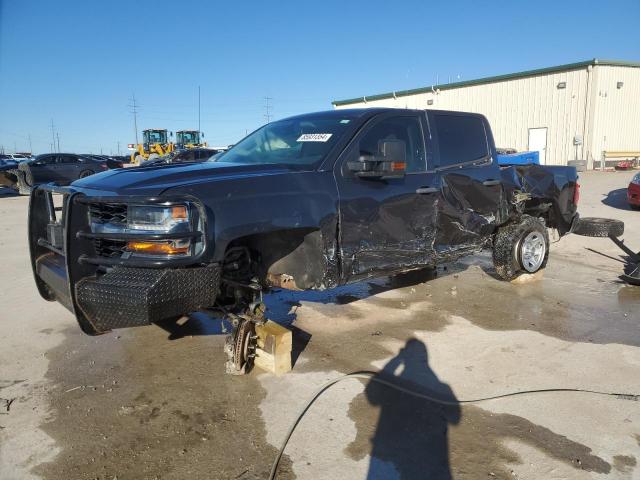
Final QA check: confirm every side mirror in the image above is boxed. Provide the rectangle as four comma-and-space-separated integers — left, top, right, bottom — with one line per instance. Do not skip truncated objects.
201, 132, 205, 138
347, 139, 407, 179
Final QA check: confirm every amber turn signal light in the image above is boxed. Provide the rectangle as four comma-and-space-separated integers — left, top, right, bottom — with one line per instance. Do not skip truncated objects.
126, 240, 190, 255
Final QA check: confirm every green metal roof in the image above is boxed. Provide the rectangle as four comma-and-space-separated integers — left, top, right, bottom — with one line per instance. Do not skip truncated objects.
332, 59, 640, 107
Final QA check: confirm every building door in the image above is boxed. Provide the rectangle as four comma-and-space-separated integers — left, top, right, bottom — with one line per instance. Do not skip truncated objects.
528, 127, 548, 164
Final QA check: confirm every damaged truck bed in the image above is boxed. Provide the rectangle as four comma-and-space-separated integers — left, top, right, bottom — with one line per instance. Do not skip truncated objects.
28, 108, 579, 371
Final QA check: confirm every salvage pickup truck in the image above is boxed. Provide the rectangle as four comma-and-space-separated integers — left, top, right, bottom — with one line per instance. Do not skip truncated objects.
29, 108, 580, 370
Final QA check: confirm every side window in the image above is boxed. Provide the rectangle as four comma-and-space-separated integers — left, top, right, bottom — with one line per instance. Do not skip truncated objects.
40, 155, 56, 165
354, 116, 426, 173
60, 155, 80, 164
434, 114, 489, 168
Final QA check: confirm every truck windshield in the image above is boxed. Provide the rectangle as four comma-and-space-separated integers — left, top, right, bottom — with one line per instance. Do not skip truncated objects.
144, 131, 167, 144
178, 131, 199, 144
220, 115, 354, 168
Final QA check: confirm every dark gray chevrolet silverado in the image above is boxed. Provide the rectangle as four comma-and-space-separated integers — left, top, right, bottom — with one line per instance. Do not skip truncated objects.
29, 108, 580, 371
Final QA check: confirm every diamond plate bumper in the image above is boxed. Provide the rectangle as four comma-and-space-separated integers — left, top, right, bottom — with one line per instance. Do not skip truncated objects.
75, 265, 221, 331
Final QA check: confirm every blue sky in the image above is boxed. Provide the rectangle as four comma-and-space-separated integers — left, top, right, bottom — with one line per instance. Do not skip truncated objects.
1, 0, 639, 154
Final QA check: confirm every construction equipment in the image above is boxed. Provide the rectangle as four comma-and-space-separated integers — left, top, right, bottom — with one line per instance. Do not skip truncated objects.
128, 129, 175, 164
175, 130, 207, 149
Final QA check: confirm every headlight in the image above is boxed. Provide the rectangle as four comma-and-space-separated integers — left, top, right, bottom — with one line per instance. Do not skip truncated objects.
127, 204, 190, 232
88, 202, 202, 258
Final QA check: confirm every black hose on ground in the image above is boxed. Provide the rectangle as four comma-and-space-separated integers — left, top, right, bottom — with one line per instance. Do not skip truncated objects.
269, 371, 639, 479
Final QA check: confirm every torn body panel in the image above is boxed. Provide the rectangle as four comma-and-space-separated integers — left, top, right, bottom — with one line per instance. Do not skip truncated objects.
436, 168, 506, 255
500, 164, 579, 234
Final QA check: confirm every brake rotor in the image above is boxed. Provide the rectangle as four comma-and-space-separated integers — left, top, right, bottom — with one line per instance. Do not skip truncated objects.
233, 320, 256, 372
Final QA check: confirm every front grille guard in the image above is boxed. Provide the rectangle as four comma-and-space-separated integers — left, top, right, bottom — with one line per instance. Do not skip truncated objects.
29, 184, 211, 334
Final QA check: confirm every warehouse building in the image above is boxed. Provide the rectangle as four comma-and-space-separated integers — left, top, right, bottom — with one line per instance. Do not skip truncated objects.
333, 59, 640, 169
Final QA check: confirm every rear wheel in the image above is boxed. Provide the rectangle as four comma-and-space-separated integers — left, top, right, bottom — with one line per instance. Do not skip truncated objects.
78, 169, 93, 179
493, 216, 549, 281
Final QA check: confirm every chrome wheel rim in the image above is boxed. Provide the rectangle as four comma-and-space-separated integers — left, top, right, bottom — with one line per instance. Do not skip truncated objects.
520, 231, 546, 272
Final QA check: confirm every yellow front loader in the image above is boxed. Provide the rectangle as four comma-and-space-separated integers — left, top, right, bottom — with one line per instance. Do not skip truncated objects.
175, 130, 207, 149
128, 129, 175, 164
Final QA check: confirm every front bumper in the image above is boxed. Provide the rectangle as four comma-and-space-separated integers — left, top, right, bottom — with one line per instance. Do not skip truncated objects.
29, 184, 220, 334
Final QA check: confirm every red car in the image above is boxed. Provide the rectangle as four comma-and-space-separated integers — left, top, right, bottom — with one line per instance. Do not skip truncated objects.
629, 172, 640, 210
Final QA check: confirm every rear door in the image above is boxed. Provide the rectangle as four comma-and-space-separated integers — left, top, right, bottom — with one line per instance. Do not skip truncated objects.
429, 111, 506, 257
335, 112, 440, 282
57, 154, 84, 182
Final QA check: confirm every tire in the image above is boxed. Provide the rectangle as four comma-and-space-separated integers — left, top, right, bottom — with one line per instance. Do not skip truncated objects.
630, 204, 640, 211
573, 217, 624, 238
79, 170, 93, 179
493, 216, 549, 281
11, 168, 32, 195
18, 162, 33, 186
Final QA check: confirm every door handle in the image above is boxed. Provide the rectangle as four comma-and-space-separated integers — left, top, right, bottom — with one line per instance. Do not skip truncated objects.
482, 179, 501, 186
416, 187, 439, 194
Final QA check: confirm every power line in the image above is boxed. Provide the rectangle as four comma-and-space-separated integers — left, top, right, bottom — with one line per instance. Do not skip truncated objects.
263, 96, 273, 124
128, 94, 140, 145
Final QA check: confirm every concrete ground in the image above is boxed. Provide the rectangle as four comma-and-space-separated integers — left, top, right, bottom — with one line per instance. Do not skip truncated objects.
0, 170, 639, 480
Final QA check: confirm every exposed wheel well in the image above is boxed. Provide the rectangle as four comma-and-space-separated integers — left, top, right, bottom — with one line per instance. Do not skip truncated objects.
222, 228, 327, 290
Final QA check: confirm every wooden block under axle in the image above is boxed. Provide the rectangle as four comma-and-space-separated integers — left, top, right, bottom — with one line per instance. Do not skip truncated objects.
254, 321, 292, 375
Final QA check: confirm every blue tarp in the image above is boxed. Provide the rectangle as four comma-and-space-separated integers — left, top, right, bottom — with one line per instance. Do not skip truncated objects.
497, 151, 540, 165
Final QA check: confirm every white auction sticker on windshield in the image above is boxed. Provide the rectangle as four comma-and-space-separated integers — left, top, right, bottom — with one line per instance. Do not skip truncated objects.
297, 133, 333, 142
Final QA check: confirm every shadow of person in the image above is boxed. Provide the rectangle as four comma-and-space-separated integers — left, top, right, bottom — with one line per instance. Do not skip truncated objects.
365, 338, 460, 479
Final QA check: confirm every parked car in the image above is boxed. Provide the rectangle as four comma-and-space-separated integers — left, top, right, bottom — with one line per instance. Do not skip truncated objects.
29, 108, 582, 371
82, 154, 124, 170
140, 147, 219, 167
2, 153, 109, 194
629, 172, 640, 210
0, 153, 31, 162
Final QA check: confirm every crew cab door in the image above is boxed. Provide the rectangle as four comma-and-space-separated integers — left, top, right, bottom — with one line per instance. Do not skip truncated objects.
428, 111, 506, 256
335, 112, 439, 282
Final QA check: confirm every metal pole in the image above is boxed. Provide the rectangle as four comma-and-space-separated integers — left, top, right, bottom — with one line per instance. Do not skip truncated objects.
129, 94, 139, 145
50, 119, 56, 152
28, 134, 32, 155
198, 85, 201, 134
56, 133, 60, 153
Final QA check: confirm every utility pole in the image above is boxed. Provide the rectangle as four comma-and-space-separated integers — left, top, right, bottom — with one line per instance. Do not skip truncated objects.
56, 133, 60, 153
263, 96, 273, 124
28, 134, 32, 155
198, 85, 201, 134
128, 94, 140, 145
50, 119, 56, 152
117, 141, 121, 155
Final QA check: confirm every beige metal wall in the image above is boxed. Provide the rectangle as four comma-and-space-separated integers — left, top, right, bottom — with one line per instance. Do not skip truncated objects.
335, 65, 640, 168
589, 65, 640, 166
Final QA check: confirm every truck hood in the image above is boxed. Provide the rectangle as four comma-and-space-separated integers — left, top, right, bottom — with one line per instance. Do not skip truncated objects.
70, 162, 294, 196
